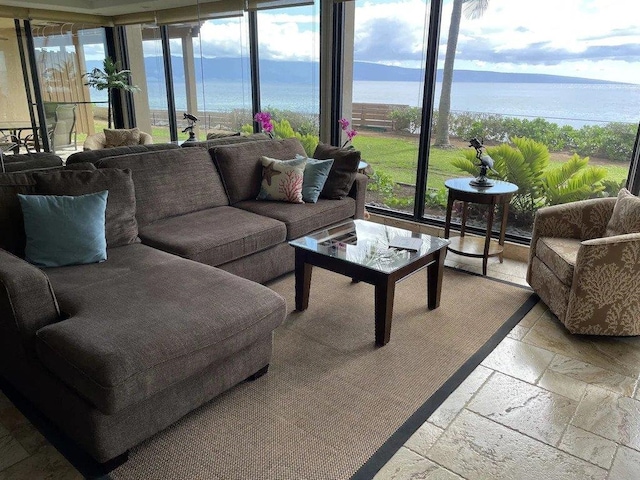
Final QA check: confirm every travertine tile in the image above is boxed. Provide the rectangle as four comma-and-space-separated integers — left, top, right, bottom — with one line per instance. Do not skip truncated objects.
537, 368, 587, 402
405, 422, 445, 457
517, 301, 547, 329
480, 337, 554, 383
549, 354, 636, 396
571, 385, 640, 451
0, 406, 47, 455
374, 446, 463, 480
467, 372, 578, 445
0, 435, 29, 471
0, 392, 11, 409
427, 365, 492, 429
507, 324, 529, 341
522, 312, 640, 378
0, 422, 8, 439
608, 445, 640, 480
0, 444, 82, 480
427, 410, 606, 480
558, 425, 617, 469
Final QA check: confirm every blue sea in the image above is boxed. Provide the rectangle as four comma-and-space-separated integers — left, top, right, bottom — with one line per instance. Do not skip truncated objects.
127, 80, 640, 128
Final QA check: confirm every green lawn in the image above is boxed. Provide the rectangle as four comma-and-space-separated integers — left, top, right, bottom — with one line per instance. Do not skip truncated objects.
352, 132, 629, 197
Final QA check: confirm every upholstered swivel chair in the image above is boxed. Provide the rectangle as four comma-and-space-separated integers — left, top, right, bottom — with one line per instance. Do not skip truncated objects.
83, 128, 153, 150
527, 189, 640, 336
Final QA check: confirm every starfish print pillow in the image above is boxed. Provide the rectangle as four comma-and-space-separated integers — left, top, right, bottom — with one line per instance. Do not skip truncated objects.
256, 156, 307, 203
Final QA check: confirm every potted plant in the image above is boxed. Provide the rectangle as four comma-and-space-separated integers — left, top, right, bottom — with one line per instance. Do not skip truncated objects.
83, 57, 140, 128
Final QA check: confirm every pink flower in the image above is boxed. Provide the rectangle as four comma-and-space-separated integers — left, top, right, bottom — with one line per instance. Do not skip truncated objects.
339, 118, 358, 148
339, 118, 350, 130
255, 111, 274, 138
346, 129, 358, 140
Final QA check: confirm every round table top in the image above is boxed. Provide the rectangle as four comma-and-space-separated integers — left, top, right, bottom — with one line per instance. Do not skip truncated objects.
445, 177, 518, 196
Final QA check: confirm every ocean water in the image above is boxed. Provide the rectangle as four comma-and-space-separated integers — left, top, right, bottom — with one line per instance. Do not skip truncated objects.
131, 80, 640, 128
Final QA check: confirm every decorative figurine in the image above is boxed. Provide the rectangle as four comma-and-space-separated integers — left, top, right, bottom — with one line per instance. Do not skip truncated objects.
468, 137, 495, 187
182, 112, 198, 142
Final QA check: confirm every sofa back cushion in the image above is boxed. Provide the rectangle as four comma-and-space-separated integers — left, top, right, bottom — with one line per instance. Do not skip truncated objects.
33, 169, 139, 248
65, 143, 179, 166
180, 133, 270, 150
211, 137, 306, 204
0, 172, 37, 256
1, 152, 63, 173
97, 147, 229, 226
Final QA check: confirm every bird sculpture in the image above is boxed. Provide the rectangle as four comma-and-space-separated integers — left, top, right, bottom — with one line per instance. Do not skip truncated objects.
182, 113, 198, 142
468, 137, 496, 187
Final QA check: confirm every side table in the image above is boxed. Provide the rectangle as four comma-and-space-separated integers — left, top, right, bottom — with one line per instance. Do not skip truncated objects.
443, 177, 518, 275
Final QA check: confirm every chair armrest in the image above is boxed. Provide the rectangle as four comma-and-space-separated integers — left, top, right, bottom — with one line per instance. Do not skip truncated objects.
529, 197, 616, 260
564, 233, 640, 334
139, 132, 153, 145
83, 132, 106, 151
0, 249, 60, 355
349, 172, 369, 220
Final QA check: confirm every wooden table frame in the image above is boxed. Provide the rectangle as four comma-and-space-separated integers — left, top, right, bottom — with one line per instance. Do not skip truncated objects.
444, 180, 516, 276
294, 243, 448, 347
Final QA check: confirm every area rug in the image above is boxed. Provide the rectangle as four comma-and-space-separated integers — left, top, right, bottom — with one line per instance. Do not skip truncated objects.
109, 267, 537, 480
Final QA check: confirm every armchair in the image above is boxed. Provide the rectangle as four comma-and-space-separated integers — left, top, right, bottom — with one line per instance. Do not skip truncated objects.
527, 191, 640, 335
83, 129, 152, 151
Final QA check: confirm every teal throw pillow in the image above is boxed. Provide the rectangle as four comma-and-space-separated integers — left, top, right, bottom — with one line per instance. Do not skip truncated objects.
296, 154, 334, 203
18, 191, 108, 267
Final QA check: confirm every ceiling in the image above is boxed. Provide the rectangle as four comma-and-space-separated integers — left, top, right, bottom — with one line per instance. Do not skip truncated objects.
0, 0, 202, 17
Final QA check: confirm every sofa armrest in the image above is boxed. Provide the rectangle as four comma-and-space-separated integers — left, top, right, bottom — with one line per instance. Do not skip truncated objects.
349, 172, 369, 220
529, 197, 616, 261
563, 232, 640, 334
0, 249, 60, 355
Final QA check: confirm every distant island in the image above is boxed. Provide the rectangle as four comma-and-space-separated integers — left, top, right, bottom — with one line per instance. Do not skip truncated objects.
86, 56, 621, 85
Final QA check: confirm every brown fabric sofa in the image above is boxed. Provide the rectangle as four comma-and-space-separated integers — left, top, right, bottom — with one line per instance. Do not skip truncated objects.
0, 136, 366, 465
527, 192, 640, 335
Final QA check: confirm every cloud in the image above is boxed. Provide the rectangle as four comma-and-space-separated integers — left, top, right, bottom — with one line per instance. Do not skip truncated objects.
354, 17, 425, 63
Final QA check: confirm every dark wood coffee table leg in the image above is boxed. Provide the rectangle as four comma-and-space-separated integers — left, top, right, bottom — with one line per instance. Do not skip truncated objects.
427, 247, 446, 309
294, 250, 312, 311
374, 277, 395, 346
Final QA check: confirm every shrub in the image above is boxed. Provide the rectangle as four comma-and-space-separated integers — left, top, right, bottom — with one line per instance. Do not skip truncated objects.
389, 107, 421, 133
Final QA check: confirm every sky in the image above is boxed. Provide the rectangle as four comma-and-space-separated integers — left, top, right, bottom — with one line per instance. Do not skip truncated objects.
190, 0, 640, 83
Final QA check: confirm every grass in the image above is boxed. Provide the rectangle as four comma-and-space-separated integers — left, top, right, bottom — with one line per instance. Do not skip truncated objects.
352, 131, 629, 196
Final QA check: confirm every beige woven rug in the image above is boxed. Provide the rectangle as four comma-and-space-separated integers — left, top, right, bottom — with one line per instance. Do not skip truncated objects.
109, 267, 536, 480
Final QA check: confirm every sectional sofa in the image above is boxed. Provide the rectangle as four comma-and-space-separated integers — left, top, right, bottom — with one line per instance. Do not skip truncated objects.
0, 137, 366, 464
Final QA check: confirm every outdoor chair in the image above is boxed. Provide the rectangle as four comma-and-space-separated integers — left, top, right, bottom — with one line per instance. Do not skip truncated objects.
527, 189, 640, 335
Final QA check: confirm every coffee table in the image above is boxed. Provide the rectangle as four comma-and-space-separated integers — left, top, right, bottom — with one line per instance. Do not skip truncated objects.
289, 219, 450, 346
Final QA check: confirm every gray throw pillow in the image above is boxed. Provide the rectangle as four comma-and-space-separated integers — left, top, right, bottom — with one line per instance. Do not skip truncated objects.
313, 144, 361, 199
32, 169, 139, 248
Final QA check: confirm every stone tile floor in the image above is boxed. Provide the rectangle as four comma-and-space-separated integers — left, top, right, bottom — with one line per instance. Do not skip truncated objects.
1, 244, 638, 479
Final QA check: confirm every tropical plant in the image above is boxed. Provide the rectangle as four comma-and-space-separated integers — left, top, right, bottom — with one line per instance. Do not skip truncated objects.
541, 154, 607, 205
390, 107, 421, 133
434, 0, 489, 147
83, 57, 140, 128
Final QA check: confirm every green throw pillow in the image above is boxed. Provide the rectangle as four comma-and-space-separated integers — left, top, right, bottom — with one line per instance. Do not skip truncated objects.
18, 190, 108, 267
296, 154, 334, 204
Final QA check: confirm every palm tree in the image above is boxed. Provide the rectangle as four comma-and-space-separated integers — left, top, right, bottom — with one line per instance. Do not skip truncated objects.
83, 57, 140, 128
434, 0, 489, 147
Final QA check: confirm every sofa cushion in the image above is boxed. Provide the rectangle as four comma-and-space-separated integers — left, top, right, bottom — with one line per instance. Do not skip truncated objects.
313, 143, 361, 199
66, 143, 179, 166
104, 128, 140, 148
605, 188, 640, 237
37, 244, 286, 414
535, 237, 581, 286
139, 206, 286, 266
180, 133, 269, 150
0, 152, 63, 172
211, 137, 306, 204
32, 169, 139, 248
19, 191, 108, 267
236, 197, 356, 240
97, 147, 229, 226
0, 172, 36, 256
256, 156, 306, 203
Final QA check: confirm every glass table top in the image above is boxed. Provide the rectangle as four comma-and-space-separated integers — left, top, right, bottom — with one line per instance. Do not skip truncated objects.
289, 219, 450, 274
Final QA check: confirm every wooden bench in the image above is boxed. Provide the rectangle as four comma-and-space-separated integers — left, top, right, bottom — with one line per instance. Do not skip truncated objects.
352, 103, 410, 131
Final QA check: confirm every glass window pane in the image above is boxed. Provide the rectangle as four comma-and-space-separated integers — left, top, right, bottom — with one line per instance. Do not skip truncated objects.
142, 26, 171, 144
428, 0, 638, 238
345, 0, 431, 214
257, 4, 320, 155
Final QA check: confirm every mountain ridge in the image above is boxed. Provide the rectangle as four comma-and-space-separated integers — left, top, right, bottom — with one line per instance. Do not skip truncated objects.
85, 57, 621, 85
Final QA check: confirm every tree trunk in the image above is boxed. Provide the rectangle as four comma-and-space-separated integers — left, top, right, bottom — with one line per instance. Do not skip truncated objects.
107, 88, 113, 129
434, 0, 463, 148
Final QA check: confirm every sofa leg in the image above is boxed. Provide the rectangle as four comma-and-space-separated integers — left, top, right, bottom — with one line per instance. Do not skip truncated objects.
246, 364, 269, 382
101, 450, 129, 472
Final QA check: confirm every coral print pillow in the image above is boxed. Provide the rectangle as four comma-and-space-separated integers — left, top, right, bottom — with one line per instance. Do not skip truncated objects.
257, 156, 307, 203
